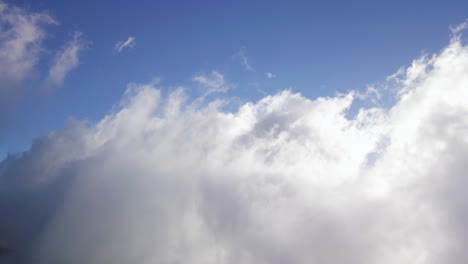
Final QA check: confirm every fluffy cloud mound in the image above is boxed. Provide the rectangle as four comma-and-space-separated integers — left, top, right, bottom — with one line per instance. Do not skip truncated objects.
1, 35, 468, 264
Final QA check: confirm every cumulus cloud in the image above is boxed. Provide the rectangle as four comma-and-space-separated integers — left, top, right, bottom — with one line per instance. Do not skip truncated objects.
266, 72, 275, 79
193, 71, 229, 96
45, 31, 86, 88
2, 33, 468, 264
114, 36, 135, 53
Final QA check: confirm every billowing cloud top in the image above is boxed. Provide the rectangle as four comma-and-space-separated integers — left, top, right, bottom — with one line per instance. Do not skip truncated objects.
1, 32, 468, 264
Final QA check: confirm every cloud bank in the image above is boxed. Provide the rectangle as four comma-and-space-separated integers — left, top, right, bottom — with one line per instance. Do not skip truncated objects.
1, 33, 468, 264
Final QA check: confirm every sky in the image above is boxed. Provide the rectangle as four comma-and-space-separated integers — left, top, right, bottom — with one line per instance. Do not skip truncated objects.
1, 0, 468, 263
1, 0, 468, 157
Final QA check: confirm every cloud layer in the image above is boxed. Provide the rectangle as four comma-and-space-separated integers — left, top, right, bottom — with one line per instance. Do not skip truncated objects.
1, 34, 468, 264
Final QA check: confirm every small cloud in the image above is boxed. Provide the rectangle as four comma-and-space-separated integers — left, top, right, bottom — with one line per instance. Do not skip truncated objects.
449, 20, 468, 35
114, 36, 136, 53
193, 71, 229, 96
233, 47, 253, 71
266, 72, 276, 79
45, 31, 86, 88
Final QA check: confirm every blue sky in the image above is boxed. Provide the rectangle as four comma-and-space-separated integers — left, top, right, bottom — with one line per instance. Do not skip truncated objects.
1, 0, 468, 158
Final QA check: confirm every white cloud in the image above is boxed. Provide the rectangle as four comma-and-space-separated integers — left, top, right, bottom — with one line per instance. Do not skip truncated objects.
2, 30, 468, 264
45, 31, 85, 88
193, 71, 229, 96
0, 1, 56, 84
114, 36, 136, 53
266, 72, 275, 79
0, 0, 56, 130
449, 20, 468, 35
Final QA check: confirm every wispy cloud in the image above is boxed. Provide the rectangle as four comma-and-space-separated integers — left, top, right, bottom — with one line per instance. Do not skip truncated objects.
0, 0, 57, 130
193, 71, 229, 96
266, 72, 276, 79
449, 20, 468, 35
114, 36, 136, 53
46, 31, 86, 88
233, 46, 253, 71
0, 0, 57, 86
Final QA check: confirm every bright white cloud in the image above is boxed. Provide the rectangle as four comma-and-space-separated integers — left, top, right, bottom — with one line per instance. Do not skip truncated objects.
45, 31, 85, 88
114, 36, 136, 53
193, 71, 229, 96
266, 72, 276, 79
2, 32, 468, 264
